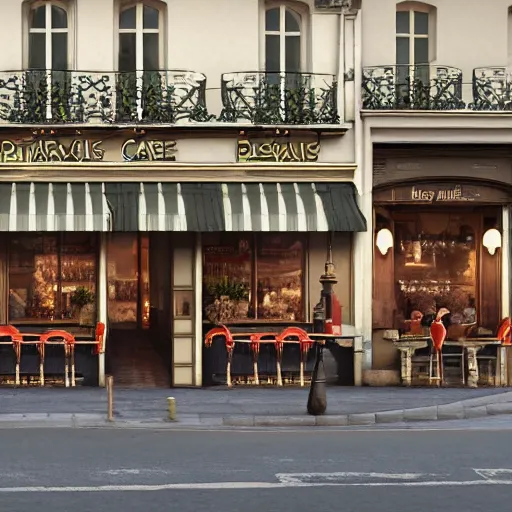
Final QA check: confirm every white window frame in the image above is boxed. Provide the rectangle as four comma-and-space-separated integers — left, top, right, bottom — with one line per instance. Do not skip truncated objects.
261, 1, 308, 73
116, 0, 165, 72
23, 0, 74, 71
396, 9, 429, 67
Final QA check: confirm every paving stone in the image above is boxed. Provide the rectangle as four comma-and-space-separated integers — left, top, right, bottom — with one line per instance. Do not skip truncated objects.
464, 406, 488, 419
348, 413, 376, 426
486, 402, 512, 415
375, 410, 404, 424
404, 406, 438, 422
315, 415, 349, 426
437, 402, 465, 420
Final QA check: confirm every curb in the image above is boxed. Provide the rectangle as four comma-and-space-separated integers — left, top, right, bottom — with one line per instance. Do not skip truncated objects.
0, 392, 511, 429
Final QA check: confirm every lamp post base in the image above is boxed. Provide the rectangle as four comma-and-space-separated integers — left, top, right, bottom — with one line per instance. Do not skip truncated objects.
307, 345, 327, 416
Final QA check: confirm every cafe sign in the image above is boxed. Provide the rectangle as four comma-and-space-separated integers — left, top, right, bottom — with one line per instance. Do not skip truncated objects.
0, 137, 178, 163
237, 137, 320, 163
411, 185, 480, 202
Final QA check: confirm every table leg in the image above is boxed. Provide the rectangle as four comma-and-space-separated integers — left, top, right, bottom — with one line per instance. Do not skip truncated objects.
226, 348, 233, 388
399, 349, 413, 386
466, 346, 479, 388
498, 346, 506, 386
14, 345, 20, 386
71, 347, 76, 387
64, 347, 70, 388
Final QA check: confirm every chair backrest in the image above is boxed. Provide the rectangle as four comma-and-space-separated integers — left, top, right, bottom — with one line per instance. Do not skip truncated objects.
0, 325, 22, 341
40, 330, 76, 345
95, 322, 106, 354
497, 317, 511, 344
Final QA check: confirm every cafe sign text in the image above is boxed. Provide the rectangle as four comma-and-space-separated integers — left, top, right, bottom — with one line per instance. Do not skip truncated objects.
411, 185, 480, 202
237, 138, 321, 163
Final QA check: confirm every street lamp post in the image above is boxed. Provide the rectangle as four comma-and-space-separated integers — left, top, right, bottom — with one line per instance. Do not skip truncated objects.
307, 247, 338, 416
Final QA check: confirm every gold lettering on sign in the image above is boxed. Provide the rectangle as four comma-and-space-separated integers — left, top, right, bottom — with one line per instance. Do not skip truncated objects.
237, 139, 320, 163
411, 185, 478, 202
122, 139, 177, 162
0, 139, 105, 163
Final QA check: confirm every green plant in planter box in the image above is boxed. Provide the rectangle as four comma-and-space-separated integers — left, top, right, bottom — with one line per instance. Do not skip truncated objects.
208, 278, 249, 301
70, 286, 95, 309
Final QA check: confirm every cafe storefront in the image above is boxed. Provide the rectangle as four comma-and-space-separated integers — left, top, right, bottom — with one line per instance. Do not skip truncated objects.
0, 128, 366, 388
371, 145, 512, 387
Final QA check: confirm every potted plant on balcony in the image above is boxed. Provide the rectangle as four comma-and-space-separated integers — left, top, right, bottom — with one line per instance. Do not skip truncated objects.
204, 278, 250, 324
70, 286, 95, 326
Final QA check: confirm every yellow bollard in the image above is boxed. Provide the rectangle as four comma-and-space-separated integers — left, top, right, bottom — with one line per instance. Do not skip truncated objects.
167, 397, 176, 421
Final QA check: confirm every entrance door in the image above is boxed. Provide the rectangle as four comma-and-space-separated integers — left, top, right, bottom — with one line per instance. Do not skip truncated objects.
106, 233, 171, 387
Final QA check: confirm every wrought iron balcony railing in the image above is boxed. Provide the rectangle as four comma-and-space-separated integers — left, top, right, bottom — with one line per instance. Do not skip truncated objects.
471, 67, 512, 111
219, 72, 339, 124
0, 70, 212, 124
362, 65, 465, 110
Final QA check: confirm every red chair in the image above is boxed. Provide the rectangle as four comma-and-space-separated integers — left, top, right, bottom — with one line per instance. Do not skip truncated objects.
94, 322, 106, 355
40, 330, 76, 387
0, 326, 24, 386
277, 327, 313, 387
204, 325, 236, 386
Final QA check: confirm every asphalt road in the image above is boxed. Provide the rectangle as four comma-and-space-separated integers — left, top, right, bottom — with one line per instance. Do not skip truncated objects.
1, 421, 512, 512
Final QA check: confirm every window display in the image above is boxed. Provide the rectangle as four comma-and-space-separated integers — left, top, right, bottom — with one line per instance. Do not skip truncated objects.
9, 234, 97, 322
203, 234, 304, 323
393, 212, 477, 331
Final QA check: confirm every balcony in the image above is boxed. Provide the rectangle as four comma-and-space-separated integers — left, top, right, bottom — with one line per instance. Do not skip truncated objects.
219, 72, 339, 125
471, 67, 512, 111
0, 70, 212, 125
0, 70, 341, 128
362, 65, 465, 110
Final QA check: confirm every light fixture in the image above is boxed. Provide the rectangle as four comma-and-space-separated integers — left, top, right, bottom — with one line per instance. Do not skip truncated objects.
376, 228, 393, 256
483, 228, 502, 255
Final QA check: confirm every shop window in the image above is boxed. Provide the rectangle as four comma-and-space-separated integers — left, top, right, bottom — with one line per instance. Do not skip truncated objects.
25, 1, 72, 70
393, 212, 478, 332
203, 233, 304, 323
8, 234, 97, 323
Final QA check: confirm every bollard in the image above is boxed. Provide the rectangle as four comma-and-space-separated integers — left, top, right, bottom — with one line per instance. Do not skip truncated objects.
106, 375, 114, 422
167, 397, 176, 421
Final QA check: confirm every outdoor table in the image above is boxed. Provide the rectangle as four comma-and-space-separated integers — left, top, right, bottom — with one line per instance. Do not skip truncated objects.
393, 337, 504, 387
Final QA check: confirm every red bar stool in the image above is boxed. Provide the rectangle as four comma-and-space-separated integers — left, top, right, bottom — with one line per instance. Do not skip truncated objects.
40, 330, 76, 387
277, 327, 313, 387
0, 326, 24, 386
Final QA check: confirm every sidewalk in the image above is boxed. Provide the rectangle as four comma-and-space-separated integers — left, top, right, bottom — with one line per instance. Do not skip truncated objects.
0, 386, 511, 428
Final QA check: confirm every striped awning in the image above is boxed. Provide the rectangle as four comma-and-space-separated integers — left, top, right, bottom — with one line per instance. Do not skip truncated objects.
0, 183, 111, 232
105, 182, 366, 232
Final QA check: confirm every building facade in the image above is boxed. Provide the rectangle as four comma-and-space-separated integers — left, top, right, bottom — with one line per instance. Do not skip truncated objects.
0, 0, 366, 387
359, 0, 512, 385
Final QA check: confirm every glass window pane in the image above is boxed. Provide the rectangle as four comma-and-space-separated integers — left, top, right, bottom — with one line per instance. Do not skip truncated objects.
143, 5, 159, 29
107, 234, 138, 327
31, 6, 46, 29
203, 234, 253, 322
285, 9, 300, 32
266, 7, 279, 31
9, 236, 58, 321
414, 12, 429, 35
414, 37, 429, 64
120, 6, 136, 29
396, 36, 409, 65
256, 235, 304, 321
119, 33, 136, 72
52, 6, 68, 29
52, 33, 68, 70
396, 11, 409, 34
29, 33, 46, 69
285, 35, 301, 73
143, 33, 159, 70
265, 34, 280, 72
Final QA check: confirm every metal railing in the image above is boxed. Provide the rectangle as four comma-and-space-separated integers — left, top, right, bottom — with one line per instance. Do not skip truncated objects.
220, 71, 339, 124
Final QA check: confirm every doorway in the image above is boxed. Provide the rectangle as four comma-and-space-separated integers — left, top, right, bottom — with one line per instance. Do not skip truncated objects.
106, 233, 171, 387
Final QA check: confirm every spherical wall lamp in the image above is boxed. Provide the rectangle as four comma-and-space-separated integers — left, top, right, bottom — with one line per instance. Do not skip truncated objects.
483, 228, 502, 256
376, 228, 394, 256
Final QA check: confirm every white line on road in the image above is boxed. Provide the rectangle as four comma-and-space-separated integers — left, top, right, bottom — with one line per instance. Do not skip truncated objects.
0, 480, 512, 493
276, 472, 436, 484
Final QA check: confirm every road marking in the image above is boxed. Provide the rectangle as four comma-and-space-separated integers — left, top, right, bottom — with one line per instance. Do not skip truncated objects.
276, 472, 437, 484
1, 479, 512, 493
474, 469, 512, 481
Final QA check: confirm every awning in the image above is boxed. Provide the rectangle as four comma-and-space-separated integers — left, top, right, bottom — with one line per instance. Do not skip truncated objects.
0, 183, 111, 232
105, 182, 366, 232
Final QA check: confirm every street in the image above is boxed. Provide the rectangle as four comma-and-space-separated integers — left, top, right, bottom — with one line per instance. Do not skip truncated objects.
1, 420, 512, 511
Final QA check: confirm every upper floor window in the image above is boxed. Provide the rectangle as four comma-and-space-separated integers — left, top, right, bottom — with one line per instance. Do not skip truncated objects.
118, 1, 163, 72
264, 3, 303, 75
396, 9, 429, 67
27, 1, 70, 70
